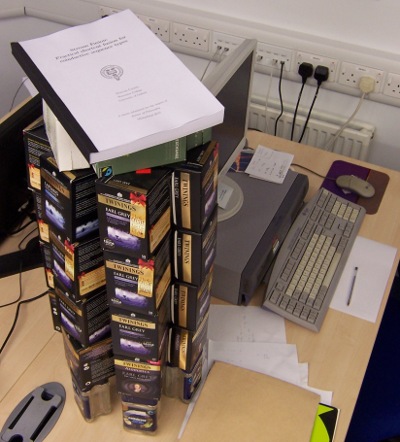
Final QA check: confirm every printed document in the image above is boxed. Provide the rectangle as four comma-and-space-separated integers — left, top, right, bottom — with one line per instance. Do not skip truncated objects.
14, 10, 224, 163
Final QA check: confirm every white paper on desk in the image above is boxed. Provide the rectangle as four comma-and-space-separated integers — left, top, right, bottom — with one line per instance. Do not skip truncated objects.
208, 340, 302, 384
245, 144, 294, 183
208, 305, 287, 343
330, 236, 397, 322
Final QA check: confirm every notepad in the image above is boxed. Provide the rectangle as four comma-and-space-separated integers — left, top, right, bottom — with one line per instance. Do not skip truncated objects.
180, 361, 320, 442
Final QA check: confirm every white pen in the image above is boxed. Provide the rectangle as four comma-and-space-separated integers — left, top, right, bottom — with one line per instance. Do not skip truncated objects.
347, 266, 358, 306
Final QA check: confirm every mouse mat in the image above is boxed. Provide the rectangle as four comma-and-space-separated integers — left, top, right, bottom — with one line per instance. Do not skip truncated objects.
321, 160, 389, 215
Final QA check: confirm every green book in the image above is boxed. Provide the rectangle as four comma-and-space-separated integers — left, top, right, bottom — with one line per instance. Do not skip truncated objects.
93, 128, 213, 177
92, 137, 187, 177
311, 403, 340, 442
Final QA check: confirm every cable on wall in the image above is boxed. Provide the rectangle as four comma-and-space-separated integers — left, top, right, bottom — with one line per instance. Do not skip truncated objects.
298, 65, 330, 144
291, 62, 314, 141
324, 76, 375, 151
274, 61, 286, 136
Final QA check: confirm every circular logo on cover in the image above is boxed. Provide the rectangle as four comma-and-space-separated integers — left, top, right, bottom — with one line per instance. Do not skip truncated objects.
100, 65, 123, 81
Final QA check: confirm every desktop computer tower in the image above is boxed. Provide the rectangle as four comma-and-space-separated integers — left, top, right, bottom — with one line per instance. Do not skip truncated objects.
211, 169, 309, 305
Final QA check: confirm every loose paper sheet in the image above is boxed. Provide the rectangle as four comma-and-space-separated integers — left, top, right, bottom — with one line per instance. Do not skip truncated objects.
330, 236, 397, 322
245, 144, 294, 183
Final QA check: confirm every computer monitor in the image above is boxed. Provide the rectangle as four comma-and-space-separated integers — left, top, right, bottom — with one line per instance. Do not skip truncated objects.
0, 94, 43, 276
0, 95, 42, 240
202, 38, 257, 221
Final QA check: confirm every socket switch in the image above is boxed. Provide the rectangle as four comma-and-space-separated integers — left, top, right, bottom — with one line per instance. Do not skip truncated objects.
172, 23, 210, 52
137, 14, 170, 42
99, 6, 121, 17
296, 51, 338, 82
256, 43, 292, 71
211, 32, 244, 57
338, 62, 384, 92
383, 73, 400, 98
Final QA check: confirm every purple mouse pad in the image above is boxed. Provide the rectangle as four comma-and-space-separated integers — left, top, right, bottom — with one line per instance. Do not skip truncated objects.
321, 160, 389, 215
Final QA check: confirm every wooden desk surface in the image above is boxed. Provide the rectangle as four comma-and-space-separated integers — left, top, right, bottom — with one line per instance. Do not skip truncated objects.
248, 131, 400, 441
1, 131, 400, 441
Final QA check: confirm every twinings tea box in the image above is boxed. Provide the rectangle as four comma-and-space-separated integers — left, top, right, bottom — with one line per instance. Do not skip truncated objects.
96, 167, 171, 260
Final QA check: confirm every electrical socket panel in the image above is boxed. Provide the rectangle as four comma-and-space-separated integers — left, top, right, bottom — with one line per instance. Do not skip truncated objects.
382, 72, 400, 98
211, 32, 244, 57
296, 52, 338, 82
256, 43, 292, 71
171, 23, 210, 52
94, 5, 400, 103
137, 14, 170, 42
338, 62, 384, 92
99, 6, 121, 17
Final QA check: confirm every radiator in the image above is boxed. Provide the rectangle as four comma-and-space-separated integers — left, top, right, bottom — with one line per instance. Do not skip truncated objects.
248, 96, 375, 161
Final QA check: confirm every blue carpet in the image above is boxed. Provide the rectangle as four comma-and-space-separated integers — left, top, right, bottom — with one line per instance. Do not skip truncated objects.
346, 274, 400, 442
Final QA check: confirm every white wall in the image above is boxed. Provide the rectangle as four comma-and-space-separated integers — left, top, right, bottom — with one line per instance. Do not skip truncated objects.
1, 1, 400, 170
0, 17, 67, 115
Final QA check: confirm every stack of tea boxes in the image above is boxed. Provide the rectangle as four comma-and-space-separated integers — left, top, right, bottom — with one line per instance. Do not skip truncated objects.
23, 115, 219, 434
23, 117, 115, 421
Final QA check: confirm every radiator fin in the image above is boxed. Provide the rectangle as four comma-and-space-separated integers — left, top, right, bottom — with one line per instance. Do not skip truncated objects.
248, 98, 375, 161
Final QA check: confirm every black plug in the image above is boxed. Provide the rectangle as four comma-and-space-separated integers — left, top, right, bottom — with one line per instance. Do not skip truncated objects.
314, 65, 329, 85
298, 62, 313, 84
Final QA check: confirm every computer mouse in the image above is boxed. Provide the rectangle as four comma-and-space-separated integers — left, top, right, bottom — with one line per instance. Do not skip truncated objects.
336, 175, 375, 198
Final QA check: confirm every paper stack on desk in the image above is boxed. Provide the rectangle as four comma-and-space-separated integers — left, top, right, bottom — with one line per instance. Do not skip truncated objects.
206, 305, 332, 404
180, 361, 320, 442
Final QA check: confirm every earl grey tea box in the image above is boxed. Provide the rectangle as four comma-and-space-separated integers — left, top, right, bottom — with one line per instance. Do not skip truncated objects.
173, 207, 217, 286
62, 328, 114, 390
23, 116, 52, 191
171, 268, 212, 332
109, 292, 170, 362
96, 167, 172, 260
40, 153, 99, 243
103, 234, 171, 316
171, 140, 218, 233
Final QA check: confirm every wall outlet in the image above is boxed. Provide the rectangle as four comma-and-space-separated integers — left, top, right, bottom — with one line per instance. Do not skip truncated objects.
338, 62, 384, 92
99, 6, 121, 17
383, 73, 400, 98
171, 23, 210, 52
211, 32, 244, 57
256, 43, 292, 71
296, 51, 338, 82
137, 14, 170, 42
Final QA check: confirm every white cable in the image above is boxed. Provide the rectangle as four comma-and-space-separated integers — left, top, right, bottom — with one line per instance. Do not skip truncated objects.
324, 93, 366, 151
324, 76, 375, 151
200, 46, 223, 81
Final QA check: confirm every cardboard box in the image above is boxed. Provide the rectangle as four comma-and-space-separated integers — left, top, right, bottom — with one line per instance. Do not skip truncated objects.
171, 269, 212, 331
62, 329, 115, 390
120, 397, 161, 433
168, 311, 209, 370
104, 234, 171, 316
96, 167, 171, 259
23, 117, 52, 191
114, 354, 165, 401
39, 240, 54, 288
173, 207, 217, 286
31, 189, 50, 243
171, 141, 218, 233
50, 229, 106, 302
40, 154, 99, 243
164, 350, 203, 402
56, 287, 111, 347
110, 293, 170, 362
48, 289, 61, 332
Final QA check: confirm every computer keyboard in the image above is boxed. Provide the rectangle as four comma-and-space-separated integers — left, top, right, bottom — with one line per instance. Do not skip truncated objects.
262, 187, 366, 332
